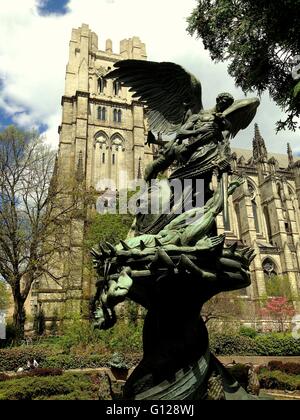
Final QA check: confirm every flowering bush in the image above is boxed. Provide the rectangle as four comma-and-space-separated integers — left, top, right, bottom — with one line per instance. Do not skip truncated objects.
261, 297, 296, 332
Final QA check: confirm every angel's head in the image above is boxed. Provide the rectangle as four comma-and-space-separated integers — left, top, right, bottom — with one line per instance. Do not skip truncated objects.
216, 93, 234, 113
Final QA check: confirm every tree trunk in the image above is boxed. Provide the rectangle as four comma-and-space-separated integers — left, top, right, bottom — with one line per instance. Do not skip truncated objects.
13, 298, 26, 343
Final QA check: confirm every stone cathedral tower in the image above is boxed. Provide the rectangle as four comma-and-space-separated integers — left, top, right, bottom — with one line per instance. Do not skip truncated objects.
35, 25, 154, 321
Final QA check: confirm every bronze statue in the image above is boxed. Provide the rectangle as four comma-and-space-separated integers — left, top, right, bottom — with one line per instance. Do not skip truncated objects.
91, 59, 262, 400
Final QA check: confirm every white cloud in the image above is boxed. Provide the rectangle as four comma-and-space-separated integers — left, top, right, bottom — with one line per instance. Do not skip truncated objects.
0, 0, 298, 154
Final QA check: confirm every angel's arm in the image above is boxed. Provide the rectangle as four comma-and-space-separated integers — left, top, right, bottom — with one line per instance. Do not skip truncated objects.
175, 115, 207, 141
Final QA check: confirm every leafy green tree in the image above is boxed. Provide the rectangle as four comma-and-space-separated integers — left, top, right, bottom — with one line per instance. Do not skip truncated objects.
187, 0, 300, 131
84, 212, 134, 251
264, 275, 293, 298
0, 281, 10, 310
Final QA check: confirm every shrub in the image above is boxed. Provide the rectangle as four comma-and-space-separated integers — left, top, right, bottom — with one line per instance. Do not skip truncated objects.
60, 315, 101, 353
0, 373, 89, 400
268, 361, 300, 376
239, 326, 258, 339
259, 369, 300, 391
254, 334, 300, 356
0, 372, 110, 400
99, 321, 143, 354
210, 333, 300, 356
0, 347, 50, 372
210, 334, 256, 356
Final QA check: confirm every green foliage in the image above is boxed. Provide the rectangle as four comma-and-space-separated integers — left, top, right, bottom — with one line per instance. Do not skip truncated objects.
210, 333, 300, 356
259, 369, 300, 391
187, 0, 300, 131
210, 334, 256, 356
264, 275, 293, 298
99, 321, 143, 354
0, 347, 51, 372
0, 372, 110, 400
60, 312, 143, 355
0, 282, 10, 310
126, 300, 146, 326
60, 314, 101, 353
254, 333, 300, 356
85, 212, 134, 250
50, 310, 59, 336
268, 361, 300, 376
0, 318, 143, 372
239, 326, 258, 339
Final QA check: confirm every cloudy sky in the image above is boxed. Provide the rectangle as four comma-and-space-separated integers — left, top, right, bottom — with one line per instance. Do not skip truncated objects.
0, 0, 299, 156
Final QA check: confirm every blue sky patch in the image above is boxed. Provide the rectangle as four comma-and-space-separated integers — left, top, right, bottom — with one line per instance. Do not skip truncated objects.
36, 0, 71, 17
0, 79, 14, 129
0, 79, 48, 135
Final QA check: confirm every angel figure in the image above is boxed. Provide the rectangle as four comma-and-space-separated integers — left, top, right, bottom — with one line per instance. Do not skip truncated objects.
106, 60, 260, 235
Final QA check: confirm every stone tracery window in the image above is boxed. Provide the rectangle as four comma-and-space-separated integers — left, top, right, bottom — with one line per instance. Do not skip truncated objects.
263, 259, 277, 277
113, 80, 121, 96
248, 181, 261, 233
111, 134, 125, 152
98, 77, 107, 94
118, 109, 122, 123
263, 258, 280, 296
95, 132, 108, 149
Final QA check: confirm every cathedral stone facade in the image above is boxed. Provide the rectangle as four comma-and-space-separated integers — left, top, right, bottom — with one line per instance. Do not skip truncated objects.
32, 25, 299, 327
34, 25, 154, 321
225, 127, 300, 312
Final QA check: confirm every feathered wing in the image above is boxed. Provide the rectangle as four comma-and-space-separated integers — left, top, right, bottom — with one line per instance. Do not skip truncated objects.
223, 98, 260, 138
106, 60, 203, 134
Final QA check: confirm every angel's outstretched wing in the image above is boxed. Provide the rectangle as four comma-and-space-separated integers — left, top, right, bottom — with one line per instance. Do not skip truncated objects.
106, 60, 203, 135
223, 98, 260, 138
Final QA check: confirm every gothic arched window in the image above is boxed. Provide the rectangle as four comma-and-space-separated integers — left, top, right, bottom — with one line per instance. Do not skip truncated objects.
113, 81, 121, 96
95, 132, 108, 150
263, 259, 291, 297
118, 109, 122, 123
248, 181, 261, 233
263, 259, 279, 296
252, 200, 260, 233
113, 109, 118, 122
263, 206, 273, 244
98, 77, 107, 94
